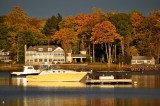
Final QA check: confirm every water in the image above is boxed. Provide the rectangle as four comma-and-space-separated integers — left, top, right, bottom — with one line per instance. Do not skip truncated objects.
0, 72, 160, 106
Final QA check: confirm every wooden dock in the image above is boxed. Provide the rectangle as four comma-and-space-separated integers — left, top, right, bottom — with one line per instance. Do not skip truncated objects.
86, 79, 132, 84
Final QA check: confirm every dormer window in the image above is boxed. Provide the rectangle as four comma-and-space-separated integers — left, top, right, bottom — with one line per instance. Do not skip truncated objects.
48, 48, 52, 51
38, 48, 43, 51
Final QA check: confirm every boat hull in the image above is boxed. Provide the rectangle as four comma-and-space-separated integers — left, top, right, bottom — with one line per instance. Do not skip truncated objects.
26, 72, 87, 82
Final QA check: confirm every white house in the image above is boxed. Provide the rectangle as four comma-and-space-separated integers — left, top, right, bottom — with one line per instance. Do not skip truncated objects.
25, 45, 65, 65
66, 50, 87, 63
131, 56, 155, 65
0, 49, 11, 62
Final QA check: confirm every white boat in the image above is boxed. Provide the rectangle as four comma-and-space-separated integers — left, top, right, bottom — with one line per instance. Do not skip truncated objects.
11, 66, 40, 76
26, 63, 87, 82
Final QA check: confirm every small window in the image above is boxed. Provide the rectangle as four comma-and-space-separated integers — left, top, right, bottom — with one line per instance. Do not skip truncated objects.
49, 59, 52, 62
34, 59, 38, 62
48, 48, 52, 51
39, 59, 43, 62
44, 59, 47, 62
28, 67, 33, 69
38, 48, 43, 51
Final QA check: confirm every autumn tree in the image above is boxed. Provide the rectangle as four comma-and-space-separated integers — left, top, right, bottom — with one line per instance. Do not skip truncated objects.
58, 16, 76, 29
53, 28, 79, 52
91, 21, 122, 64
4, 6, 47, 62
74, 14, 101, 55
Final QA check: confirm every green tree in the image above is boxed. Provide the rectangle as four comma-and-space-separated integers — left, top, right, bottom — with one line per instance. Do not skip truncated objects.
43, 14, 62, 36
109, 13, 133, 63
16, 30, 47, 62
0, 16, 10, 50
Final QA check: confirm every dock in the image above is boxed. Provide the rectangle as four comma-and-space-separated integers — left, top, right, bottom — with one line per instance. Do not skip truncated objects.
86, 79, 132, 84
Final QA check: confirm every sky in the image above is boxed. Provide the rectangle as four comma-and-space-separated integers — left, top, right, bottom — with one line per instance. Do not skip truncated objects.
0, 0, 160, 18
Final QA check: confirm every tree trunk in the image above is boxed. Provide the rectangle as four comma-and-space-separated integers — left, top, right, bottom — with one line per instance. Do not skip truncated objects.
105, 43, 109, 62
121, 39, 124, 62
89, 42, 91, 56
114, 43, 117, 62
108, 42, 112, 65
92, 43, 95, 62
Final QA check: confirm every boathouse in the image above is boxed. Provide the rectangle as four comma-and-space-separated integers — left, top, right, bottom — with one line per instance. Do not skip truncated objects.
131, 56, 155, 65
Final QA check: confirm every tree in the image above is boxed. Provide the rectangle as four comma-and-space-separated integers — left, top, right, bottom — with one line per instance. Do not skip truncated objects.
43, 14, 62, 36
109, 13, 133, 63
0, 16, 10, 50
4, 6, 47, 62
91, 21, 122, 64
74, 14, 101, 55
148, 10, 160, 63
53, 28, 79, 52
5, 7, 30, 32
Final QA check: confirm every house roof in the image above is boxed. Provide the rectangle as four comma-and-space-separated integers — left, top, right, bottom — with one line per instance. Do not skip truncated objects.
27, 45, 59, 52
132, 56, 154, 60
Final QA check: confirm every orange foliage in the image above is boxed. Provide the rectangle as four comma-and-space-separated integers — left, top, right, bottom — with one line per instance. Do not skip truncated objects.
130, 12, 144, 27
75, 14, 101, 35
53, 28, 78, 50
91, 21, 121, 44
5, 7, 30, 31
59, 16, 76, 29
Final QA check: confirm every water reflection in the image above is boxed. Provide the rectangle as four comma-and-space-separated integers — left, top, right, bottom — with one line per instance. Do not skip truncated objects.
9, 75, 160, 88
132, 75, 160, 88
0, 74, 160, 106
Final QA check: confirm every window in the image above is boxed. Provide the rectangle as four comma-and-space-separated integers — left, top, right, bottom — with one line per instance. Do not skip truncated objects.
44, 59, 48, 62
28, 67, 33, 69
48, 48, 52, 51
54, 53, 65, 56
61, 59, 64, 61
147, 61, 151, 64
38, 48, 43, 51
49, 59, 52, 62
34, 59, 38, 62
137, 60, 144, 64
39, 59, 42, 62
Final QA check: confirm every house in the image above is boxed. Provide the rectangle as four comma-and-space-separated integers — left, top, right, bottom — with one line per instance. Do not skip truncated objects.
25, 45, 65, 65
131, 56, 155, 65
0, 49, 11, 62
66, 50, 87, 63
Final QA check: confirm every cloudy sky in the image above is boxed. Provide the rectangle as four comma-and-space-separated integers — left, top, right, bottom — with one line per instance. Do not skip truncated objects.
0, 0, 159, 18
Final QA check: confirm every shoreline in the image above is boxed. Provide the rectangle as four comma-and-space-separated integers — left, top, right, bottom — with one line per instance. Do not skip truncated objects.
0, 63, 160, 72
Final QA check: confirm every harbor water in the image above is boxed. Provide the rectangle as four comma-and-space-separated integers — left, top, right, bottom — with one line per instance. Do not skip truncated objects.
0, 71, 160, 106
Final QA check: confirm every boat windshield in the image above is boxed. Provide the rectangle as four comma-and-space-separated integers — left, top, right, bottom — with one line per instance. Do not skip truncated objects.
39, 64, 56, 71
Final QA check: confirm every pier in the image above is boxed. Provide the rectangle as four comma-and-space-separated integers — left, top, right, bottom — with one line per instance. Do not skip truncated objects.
86, 79, 132, 84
